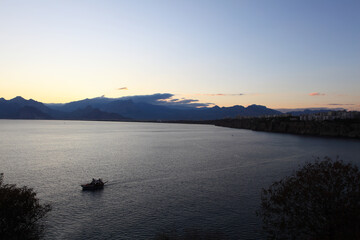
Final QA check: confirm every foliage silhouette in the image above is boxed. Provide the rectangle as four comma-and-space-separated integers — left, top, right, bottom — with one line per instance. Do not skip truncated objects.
258, 157, 360, 239
0, 173, 51, 240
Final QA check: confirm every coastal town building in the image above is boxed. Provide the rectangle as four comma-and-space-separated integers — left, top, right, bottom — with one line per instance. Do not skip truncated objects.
299, 111, 360, 121
235, 110, 360, 122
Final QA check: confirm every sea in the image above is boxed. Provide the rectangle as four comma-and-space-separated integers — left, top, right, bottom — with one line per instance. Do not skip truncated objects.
0, 120, 359, 239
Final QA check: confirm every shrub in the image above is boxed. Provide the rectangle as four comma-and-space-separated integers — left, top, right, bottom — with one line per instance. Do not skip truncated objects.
258, 157, 360, 239
0, 173, 51, 240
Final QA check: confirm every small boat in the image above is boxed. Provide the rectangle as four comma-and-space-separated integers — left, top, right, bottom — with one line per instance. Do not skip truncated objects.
81, 178, 106, 190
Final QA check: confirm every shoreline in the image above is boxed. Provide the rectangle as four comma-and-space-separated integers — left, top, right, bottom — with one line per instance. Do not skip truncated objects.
1, 118, 360, 140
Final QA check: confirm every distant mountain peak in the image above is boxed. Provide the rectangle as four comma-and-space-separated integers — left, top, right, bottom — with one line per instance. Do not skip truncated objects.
0, 96, 282, 120
228, 105, 245, 109
247, 104, 266, 108
11, 96, 26, 102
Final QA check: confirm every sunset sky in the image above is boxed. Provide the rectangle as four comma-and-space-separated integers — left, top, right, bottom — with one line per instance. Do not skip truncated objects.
1, 0, 359, 110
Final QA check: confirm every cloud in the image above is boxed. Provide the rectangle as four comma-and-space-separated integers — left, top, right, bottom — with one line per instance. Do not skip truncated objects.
120, 93, 174, 103
195, 93, 244, 96
173, 99, 199, 104
157, 96, 212, 108
309, 92, 325, 96
118, 93, 212, 108
118, 87, 128, 90
328, 103, 356, 106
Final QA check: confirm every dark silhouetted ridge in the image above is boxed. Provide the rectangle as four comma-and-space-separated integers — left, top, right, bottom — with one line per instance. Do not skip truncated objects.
0, 96, 282, 121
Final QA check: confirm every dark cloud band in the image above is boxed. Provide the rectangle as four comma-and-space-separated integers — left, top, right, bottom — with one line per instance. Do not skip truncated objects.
119, 93, 213, 108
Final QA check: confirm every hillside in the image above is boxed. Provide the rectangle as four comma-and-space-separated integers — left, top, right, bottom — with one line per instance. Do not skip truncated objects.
0, 96, 282, 121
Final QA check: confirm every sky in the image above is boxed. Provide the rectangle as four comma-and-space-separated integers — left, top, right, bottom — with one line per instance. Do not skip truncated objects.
0, 0, 359, 110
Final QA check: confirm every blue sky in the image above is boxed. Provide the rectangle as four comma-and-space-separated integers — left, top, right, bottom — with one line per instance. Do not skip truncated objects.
0, 0, 359, 109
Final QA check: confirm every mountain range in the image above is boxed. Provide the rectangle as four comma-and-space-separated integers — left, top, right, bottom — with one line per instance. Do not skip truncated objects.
0, 96, 282, 121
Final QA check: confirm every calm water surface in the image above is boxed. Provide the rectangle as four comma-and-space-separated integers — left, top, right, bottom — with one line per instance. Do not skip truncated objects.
0, 120, 359, 239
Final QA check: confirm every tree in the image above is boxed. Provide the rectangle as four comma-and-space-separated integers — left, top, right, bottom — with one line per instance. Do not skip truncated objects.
0, 173, 51, 240
257, 157, 360, 240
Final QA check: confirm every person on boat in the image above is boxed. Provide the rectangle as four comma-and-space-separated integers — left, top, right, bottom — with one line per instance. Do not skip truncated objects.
91, 178, 96, 185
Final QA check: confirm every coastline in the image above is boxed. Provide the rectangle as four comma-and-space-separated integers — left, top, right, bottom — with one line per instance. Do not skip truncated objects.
1, 118, 360, 139
210, 118, 360, 139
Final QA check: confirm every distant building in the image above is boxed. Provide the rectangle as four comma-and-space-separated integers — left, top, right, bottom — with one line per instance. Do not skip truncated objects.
299, 110, 360, 121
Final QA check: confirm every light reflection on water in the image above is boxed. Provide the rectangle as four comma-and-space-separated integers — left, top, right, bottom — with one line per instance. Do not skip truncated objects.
0, 120, 359, 239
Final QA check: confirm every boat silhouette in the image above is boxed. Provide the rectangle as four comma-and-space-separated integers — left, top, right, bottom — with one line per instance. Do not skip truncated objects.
81, 178, 107, 190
